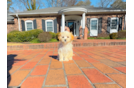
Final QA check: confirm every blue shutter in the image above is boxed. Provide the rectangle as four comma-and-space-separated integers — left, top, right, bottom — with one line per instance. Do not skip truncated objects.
21, 20, 25, 31
33, 19, 37, 29
118, 17, 122, 31
98, 17, 102, 34
54, 18, 57, 33
42, 19, 46, 31
87, 18, 90, 36
107, 17, 111, 33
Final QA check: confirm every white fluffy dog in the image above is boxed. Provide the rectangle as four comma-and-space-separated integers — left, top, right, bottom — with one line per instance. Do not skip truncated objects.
58, 31, 74, 61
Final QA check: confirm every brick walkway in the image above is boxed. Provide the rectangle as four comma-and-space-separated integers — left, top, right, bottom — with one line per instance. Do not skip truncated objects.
7, 46, 126, 88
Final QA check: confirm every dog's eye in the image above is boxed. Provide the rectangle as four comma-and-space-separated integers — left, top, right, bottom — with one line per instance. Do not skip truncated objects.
67, 36, 69, 38
62, 36, 64, 38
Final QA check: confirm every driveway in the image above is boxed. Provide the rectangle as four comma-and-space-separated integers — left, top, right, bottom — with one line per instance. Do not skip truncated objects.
7, 46, 126, 88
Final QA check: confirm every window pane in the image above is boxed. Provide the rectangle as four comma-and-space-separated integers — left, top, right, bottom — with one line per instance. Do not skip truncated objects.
26, 22, 33, 31
47, 22, 52, 27
91, 20, 97, 30
27, 28, 33, 31
27, 22, 32, 28
47, 27, 53, 32
111, 19, 117, 29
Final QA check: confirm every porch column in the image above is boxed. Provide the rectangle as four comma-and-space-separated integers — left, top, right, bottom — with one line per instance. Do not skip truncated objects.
82, 13, 85, 35
61, 13, 65, 32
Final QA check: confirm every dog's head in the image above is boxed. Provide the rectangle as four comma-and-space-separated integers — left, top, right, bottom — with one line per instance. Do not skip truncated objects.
58, 31, 74, 44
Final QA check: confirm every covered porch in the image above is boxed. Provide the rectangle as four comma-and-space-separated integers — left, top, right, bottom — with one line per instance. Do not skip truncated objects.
59, 7, 87, 37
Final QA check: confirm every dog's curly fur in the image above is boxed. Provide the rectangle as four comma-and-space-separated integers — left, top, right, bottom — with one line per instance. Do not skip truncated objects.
58, 31, 74, 61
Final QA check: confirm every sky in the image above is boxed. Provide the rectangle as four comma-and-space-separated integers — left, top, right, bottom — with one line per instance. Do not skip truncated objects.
10, 0, 126, 12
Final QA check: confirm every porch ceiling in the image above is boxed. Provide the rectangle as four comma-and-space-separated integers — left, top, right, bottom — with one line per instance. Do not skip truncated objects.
58, 7, 87, 14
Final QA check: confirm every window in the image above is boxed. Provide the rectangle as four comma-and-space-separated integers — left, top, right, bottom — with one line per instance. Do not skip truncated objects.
111, 18, 118, 29
46, 20, 54, 32
90, 18, 98, 30
25, 20, 34, 31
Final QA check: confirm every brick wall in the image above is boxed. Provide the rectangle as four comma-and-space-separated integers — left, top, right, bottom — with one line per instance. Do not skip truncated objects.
7, 18, 19, 33
19, 17, 59, 32
7, 13, 126, 34
86, 14, 126, 34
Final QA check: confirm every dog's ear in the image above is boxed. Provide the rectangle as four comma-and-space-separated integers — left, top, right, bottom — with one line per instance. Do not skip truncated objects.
70, 32, 74, 41
58, 32, 61, 41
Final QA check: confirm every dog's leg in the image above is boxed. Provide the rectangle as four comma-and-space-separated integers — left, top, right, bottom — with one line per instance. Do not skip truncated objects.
59, 54, 64, 61
68, 50, 73, 60
64, 56, 69, 61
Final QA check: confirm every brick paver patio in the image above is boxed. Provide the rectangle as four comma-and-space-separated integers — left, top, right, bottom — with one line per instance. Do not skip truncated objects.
7, 46, 126, 88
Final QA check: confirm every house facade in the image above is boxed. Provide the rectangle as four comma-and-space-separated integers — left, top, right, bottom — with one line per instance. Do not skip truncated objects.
7, 6, 126, 37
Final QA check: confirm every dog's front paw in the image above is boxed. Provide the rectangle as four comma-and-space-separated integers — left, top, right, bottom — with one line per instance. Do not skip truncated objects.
59, 59, 64, 61
69, 58, 73, 60
64, 59, 69, 61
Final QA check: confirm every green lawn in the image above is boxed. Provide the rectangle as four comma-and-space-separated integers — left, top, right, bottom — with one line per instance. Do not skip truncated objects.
88, 37, 126, 40
30, 38, 58, 43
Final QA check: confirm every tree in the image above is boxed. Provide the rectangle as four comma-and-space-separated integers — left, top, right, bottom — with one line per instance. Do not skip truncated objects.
46, 0, 80, 7
76, 0, 91, 6
110, 0, 126, 9
7, 0, 12, 11
18, 0, 41, 11
97, 0, 115, 8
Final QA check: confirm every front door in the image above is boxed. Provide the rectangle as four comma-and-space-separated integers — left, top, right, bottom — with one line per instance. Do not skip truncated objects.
90, 18, 98, 36
68, 21, 76, 36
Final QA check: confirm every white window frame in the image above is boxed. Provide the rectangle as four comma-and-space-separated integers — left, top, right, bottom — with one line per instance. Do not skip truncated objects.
110, 17, 119, 30
45, 20, 54, 32
90, 18, 98, 30
25, 20, 34, 31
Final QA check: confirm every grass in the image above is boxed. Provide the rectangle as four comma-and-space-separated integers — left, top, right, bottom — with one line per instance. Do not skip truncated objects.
88, 36, 110, 39
49, 39, 58, 42
30, 38, 41, 43
117, 38, 126, 39
88, 36, 126, 40
30, 38, 58, 43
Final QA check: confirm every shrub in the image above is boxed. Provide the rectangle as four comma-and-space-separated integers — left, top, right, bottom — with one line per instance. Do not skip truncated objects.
10, 30, 20, 33
7, 29, 43, 42
109, 33, 118, 39
49, 32, 56, 39
38, 32, 52, 42
7, 32, 22, 42
97, 33, 109, 38
56, 32, 60, 41
118, 30, 126, 39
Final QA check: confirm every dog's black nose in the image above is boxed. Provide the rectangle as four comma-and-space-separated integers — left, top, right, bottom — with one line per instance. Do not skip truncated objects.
64, 39, 66, 41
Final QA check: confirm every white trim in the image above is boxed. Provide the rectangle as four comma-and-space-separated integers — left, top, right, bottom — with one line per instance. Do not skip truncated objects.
82, 13, 85, 29
45, 20, 54, 32
9, 12, 58, 15
25, 20, 34, 31
90, 18, 98, 36
16, 14, 21, 31
110, 17, 119, 33
87, 10, 126, 12
61, 13, 65, 32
